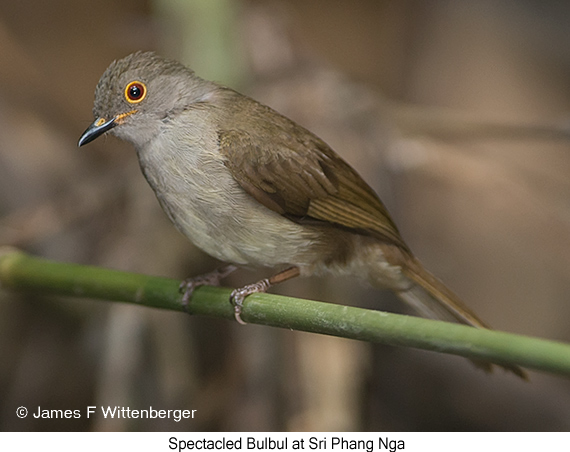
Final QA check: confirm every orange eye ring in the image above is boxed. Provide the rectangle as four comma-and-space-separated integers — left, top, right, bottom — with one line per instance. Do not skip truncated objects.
124, 81, 147, 103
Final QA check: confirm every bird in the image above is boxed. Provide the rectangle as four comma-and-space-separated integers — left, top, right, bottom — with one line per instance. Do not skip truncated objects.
79, 51, 525, 378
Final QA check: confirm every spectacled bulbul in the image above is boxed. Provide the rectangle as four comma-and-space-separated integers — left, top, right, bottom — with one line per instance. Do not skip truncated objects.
79, 51, 525, 378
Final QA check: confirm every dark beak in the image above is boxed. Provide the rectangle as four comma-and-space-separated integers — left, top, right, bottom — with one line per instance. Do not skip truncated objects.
78, 117, 117, 147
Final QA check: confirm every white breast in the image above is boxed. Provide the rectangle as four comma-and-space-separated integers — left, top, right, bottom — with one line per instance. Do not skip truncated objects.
134, 111, 323, 269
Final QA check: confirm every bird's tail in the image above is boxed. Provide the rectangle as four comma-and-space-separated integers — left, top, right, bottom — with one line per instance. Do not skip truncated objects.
399, 256, 489, 328
397, 255, 528, 380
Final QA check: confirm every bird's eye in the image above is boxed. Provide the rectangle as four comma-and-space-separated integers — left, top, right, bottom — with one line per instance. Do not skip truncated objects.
125, 81, 147, 103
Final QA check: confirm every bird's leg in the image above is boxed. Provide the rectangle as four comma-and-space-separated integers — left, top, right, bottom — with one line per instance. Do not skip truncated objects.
179, 264, 238, 310
230, 266, 301, 325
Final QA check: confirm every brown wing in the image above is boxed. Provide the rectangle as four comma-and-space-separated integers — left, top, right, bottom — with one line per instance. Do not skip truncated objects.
218, 93, 408, 250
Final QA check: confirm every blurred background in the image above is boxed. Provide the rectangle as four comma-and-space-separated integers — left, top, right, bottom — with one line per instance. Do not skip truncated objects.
1, 0, 570, 431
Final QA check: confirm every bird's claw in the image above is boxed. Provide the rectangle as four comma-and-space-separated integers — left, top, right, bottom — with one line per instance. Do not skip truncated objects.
230, 279, 271, 325
179, 264, 238, 311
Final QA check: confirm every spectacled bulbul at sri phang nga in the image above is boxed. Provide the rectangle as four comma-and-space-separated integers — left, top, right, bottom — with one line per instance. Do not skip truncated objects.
79, 51, 526, 379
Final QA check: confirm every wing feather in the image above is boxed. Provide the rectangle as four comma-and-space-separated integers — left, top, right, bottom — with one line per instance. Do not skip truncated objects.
218, 92, 408, 249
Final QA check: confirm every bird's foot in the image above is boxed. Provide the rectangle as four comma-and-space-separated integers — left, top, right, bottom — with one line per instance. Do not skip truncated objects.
229, 266, 301, 325
179, 264, 238, 310
230, 279, 272, 325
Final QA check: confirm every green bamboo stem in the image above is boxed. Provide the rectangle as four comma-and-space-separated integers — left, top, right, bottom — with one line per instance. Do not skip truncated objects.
1, 247, 570, 377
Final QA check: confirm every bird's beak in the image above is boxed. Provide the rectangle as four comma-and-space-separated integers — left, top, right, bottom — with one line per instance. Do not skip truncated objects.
78, 116, 117, 147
